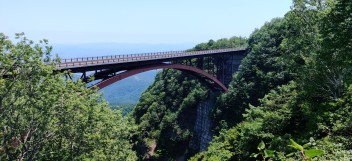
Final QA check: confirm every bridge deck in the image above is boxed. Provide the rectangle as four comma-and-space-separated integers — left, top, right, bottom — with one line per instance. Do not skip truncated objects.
57, 48, 246, 70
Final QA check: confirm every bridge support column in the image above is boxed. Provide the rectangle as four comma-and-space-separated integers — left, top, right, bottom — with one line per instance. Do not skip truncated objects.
215, 52, 246, 87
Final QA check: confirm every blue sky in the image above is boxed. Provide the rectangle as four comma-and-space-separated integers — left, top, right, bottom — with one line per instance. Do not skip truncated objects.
0, 0, 292, 44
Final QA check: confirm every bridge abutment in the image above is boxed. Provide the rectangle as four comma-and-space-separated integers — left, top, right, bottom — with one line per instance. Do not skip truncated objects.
188, 51, 246, 154
215, 52, 246, 87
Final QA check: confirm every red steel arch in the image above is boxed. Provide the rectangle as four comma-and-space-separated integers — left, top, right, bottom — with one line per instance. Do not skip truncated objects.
90, 64, 228, 92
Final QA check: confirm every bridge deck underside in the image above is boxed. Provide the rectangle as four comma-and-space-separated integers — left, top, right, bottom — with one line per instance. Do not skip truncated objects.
58, 48, 247, 92
58, 48, 246, 73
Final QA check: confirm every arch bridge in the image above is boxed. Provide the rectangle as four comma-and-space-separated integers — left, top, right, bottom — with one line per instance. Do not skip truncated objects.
57, 48, 247, 92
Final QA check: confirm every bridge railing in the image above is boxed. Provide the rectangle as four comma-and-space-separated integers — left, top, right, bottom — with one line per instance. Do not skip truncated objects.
57, 48, 246, 68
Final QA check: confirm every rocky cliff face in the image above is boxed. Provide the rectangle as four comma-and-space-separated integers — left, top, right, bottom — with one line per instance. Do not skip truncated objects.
189, 91, 218, 152
188, 54, 245, 153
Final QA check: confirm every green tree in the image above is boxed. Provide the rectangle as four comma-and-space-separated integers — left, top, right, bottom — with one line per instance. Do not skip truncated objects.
0, 33, 137, 160
132, 37, 247, 160
191, 1, 352, 160
214, 18, 292, 129
301, 0, 352, 99
132, 69, 208, 160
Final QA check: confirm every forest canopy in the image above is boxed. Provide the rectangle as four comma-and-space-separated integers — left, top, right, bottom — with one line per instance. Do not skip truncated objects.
1, 0, 351, 160
0, 33, 137, 160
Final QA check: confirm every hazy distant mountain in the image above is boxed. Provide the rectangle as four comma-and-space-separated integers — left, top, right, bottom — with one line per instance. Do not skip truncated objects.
53, 43, 194, 105
100, 70, 158, 106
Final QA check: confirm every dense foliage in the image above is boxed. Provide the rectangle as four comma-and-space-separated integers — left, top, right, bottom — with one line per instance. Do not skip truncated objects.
191, 0, 352, 160
1, 0, 351, 160
133, 70, 208, 159
131, 37, 248, 160
0, 33, 137, 160
213, 18, 292, 129
192, 36, 248, 51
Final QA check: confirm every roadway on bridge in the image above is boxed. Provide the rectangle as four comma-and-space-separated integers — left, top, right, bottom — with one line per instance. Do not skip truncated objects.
57, 48, 246, 70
